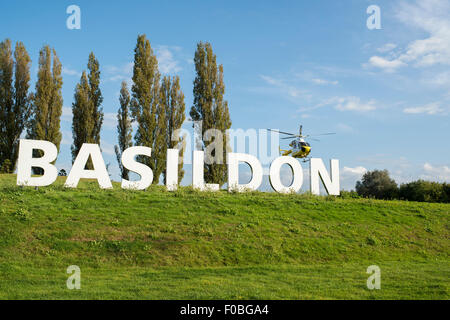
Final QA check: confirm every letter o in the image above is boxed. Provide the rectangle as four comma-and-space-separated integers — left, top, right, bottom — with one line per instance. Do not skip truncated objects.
269, 156, 303, 193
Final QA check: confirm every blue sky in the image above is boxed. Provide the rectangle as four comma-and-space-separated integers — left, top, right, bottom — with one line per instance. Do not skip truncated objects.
1, 0, 449, 190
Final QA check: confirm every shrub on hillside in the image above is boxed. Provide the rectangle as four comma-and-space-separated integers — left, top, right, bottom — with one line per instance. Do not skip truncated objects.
355, 170, 398, 200
399, 180, 449, 203
444, 183, 450, 202
0, 159, 12, 174
339, 190, 361, 199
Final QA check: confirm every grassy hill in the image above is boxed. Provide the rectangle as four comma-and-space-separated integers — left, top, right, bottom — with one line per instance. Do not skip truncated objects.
0, 174, 448, 299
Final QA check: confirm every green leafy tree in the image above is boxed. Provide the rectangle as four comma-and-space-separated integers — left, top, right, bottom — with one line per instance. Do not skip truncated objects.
399, 180, 448, 203
87, 52, 103, 145
115, 81, 133, 180
356, 170, 398, 200
190, 42, 231, 186
161, 75, 186, 184
130, 34, 165, 184
27, 45, 63, 174
0, 159, 12, 173
0, 39, 31, 172
71, 53, 103, 168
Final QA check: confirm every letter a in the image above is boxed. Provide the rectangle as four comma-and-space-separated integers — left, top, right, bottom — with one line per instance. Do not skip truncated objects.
66, 5, 81, 30
366, 5, 381, 30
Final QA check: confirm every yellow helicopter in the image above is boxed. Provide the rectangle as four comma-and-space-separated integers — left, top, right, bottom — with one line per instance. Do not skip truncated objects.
267, 125, 336, 161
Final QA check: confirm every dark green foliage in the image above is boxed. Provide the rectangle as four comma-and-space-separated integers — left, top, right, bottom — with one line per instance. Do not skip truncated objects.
71, 52, 103, 168
190, 42, 231, 187
399, 180, 449, 203
356, 170, 449, 203
115, 81, 133, 180
356, 170, 398, 200
0, 159, 12, 173
0, 39, 31, 172
161, 75, 186, 184
87, 52, 103, 145
130, 35, 165, 184
27, 46, 63, 174
339, 190, 361, 199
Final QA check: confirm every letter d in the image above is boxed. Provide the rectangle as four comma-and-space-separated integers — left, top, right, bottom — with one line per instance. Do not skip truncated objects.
17, 139, 58, 187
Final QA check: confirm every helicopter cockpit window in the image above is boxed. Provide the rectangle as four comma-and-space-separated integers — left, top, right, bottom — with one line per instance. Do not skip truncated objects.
300, 142, 308, 147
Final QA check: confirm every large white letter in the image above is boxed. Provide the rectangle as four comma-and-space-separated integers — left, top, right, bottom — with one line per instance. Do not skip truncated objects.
17, 139, 58, 187
66, 5, 81, 30
166, 149, 178, 191
65, 144, 112, 189
121, 146, 153, 190
366, 5, 381, 30
227, 153, 263, 192
269, 156, 303, 193
310, 158, 340, 195
192, 151, 219, 191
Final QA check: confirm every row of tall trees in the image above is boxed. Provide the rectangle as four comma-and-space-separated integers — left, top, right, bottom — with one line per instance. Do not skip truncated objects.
114, 35, 232, 186
0, 39, 63, 174
0, 36, 232, 187
114, 35, 187, 184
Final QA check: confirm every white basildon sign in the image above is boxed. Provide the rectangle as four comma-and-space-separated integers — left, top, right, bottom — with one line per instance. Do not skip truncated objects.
16, 139, 340, 195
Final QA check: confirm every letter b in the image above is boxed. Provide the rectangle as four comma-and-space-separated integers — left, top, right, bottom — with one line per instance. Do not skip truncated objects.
17, 139, 58, 187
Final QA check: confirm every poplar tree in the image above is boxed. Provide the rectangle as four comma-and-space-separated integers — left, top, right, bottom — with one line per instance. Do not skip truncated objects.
71, 52, 103, 168
115, 81, 133, 180
0, 39, 31, 173
71, 71, 90, 162
130, 34, 165, 184
190, 42, 231, 186
87, 52, 103, 145
27, 46, 63, 174
161, 75, 186, 184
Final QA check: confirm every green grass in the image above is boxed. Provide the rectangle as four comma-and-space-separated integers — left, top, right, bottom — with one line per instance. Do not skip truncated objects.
0, 174, 448, 299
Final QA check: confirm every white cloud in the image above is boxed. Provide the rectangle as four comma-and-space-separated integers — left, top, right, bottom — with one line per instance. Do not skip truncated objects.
343, 166, 367, 176
260, 75, 306, 98
311, 78, 338, 85
105, 62, 134, 75
100, 141, 115, 156
423, 71, 450, 87
156, 45, 182, 74
336, 123, 355, 133
62, 67, 81, 77
403, 102, 447, 115
368, 56, 406, 72
300, 96, 377, 113
340, 166, 368, 190
103, 112, 117, 128
325, 96, 376, 112
421, 163, 450, 182
368, 0, 450, 71
61, 131, 73, 146
105, 62, 133, 82
62, 106, 72, 122
377, 43, 398, 53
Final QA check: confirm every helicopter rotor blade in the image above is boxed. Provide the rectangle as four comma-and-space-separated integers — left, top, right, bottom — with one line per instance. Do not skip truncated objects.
267, 129, 298, 136
304, 133, 336, 138
281, 136, 298, 140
